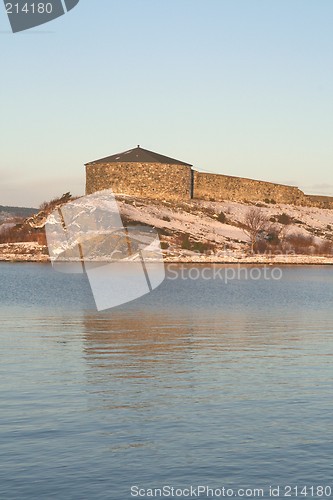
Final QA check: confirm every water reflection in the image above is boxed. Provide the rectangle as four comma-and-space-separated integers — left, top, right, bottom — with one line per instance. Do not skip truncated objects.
82, 307, 308, 375
79, 304, 333, 490
81, 303, 333, 419
82, 311, 197, 374
2, 264, 333, 498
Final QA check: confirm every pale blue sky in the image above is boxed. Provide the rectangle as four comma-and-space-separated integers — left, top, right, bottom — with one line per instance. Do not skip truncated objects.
1, 0, 332, 207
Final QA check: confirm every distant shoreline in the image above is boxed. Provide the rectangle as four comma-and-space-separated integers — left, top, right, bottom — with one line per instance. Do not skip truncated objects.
1, 242, 333, 265
1, 256, 333, 266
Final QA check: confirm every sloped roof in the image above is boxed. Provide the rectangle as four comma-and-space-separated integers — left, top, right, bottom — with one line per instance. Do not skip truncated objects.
86, 146, 192, 167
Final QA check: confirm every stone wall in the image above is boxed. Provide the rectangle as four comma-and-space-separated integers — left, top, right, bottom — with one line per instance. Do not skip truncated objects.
304, 194, 333, 209
86, 162, 192, 201
193, 171, 308, 205
85, 161, 333, 208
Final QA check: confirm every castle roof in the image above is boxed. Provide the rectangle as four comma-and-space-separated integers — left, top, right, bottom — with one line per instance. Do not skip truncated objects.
86, 146, 193, 167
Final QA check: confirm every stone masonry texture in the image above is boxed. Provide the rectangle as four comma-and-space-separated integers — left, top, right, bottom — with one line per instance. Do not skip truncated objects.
85, 162, 333, 208
193, 172, 306, 204
86, 163, 192, 201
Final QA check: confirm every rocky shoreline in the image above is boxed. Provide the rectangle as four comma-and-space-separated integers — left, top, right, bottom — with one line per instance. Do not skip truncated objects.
0, 243, 49, 262
1, 242, 333, 265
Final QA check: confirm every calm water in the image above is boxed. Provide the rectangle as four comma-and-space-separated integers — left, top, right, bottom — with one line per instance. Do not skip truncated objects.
1, 263, 333, 500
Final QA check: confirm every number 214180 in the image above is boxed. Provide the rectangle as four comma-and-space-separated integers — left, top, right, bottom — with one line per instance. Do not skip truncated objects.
6, 3, 53, 14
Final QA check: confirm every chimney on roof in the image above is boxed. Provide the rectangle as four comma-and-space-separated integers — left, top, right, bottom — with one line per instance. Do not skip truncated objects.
137, 145, 140, 148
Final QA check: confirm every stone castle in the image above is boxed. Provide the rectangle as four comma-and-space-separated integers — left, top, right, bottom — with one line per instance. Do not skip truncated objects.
85, 146, 333, 208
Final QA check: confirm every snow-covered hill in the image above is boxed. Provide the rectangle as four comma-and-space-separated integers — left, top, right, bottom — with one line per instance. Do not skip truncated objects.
116, 195, 333, 263
1, 194, 333, 263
